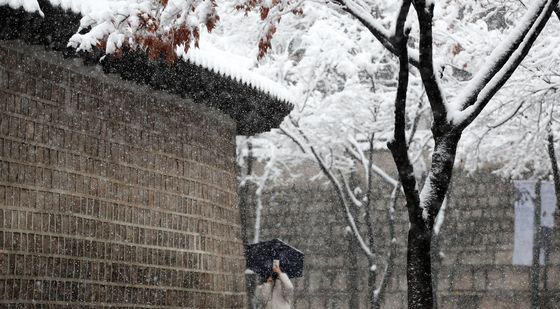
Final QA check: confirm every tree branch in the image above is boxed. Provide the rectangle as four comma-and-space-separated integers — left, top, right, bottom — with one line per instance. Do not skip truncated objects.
341, 172, 364, 207
547, 129, 560, 210
346, 138, 399, 187
373, 184, 400, 308
454, 0, 559, 127
365, 131, 376, 210
364, 133, 378, 280
253, 152, 276, 244
411, 0, 447, 128
387, 0, 421, 223
337, 0, 420, 67
487, 100, 525, 129
309, 144, 374, 258
407, 95, 425, 146
348, 135, 370, 183
279, 126, 308, 154
287, 122, 374, 258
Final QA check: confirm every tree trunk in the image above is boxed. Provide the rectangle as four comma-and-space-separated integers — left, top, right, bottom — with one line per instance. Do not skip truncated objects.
237, 141, 255, 309
407, 223, 433, 309
238, 141, 254, 247
430, 234, 441, 309
530, 180, 542, 309
406, 131, 461, 309
346, 224, 361, 309
547, 132, 560, 210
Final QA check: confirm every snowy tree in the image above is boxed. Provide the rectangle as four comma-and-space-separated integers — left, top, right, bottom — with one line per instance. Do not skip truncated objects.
457, 20, 560, 205
452, 22, 560, 305
4, 0, 220, 62
231, 0, 560, 307
223, 4, 427, 306
229, 5, 437, 307
277, 113, 426, 309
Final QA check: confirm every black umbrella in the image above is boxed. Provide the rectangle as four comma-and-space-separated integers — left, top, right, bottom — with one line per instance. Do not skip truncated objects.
245, 238, 304, 279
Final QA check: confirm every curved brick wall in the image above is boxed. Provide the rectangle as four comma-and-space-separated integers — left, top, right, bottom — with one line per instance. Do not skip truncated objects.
0, 41, 246, 308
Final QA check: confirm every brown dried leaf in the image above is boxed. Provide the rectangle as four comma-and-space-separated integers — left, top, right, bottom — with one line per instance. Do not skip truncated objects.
260, 7, 269, 20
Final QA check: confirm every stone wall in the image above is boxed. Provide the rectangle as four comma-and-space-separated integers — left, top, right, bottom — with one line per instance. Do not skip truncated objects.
435, 172, 559, 309
245, 165, 560, 308
0, 41, 246, 308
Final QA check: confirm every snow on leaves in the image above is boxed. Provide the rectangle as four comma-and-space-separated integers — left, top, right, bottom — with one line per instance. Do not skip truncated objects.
1, 0, 298, 105
233, 0, 303, 59
4, 0, 221, 62
75, 0, 220, 63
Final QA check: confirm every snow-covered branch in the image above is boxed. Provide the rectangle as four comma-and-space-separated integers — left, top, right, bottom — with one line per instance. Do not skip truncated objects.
341, 172, 363, 207
345, 135, 399, 188
348, 135, 370, 181
336, 0, 419, 67
452, 0, 559, 127
372, 184, 400, 307
308, 144, 374, 258
433, 195, 448, 236
370, 163, 400, 188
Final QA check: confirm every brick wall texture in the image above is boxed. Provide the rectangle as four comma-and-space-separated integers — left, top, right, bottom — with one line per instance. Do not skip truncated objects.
0, 41, 246, 308
246, 166, 560, 309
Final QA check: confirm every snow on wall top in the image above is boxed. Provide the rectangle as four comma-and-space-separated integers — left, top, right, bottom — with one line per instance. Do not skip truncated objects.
0, 0, 106, 16
178, 43, 294, 106
0, 0, 295, 105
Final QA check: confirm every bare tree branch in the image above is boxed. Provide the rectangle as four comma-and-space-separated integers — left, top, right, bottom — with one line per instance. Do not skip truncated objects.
408, 93, 427, 146
365, 131, 377, 210
411, 0, 448, 127
547, 127, 560, 210
487, 100, 526, 129
387, 0, 421, 223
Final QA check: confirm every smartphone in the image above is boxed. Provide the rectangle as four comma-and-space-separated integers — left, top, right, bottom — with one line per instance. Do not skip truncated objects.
273, 259, 280, 268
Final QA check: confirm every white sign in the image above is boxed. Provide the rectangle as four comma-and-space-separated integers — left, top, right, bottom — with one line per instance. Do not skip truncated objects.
541, 182, 557, 228
512, 181, 556, 266
513, 181, 536, 266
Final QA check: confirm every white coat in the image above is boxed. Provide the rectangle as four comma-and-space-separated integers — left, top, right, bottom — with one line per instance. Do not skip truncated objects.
255, 272, 294, 309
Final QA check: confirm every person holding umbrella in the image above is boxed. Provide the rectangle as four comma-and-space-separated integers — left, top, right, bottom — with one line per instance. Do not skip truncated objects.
254, 259, 294, 308
246, 239, 303, 308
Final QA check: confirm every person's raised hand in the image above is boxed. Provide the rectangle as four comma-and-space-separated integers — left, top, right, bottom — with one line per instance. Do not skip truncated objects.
272, 264, 281, 274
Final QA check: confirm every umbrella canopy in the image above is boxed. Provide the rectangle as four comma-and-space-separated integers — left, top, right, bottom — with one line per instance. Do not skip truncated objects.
245, 238, 304, 279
